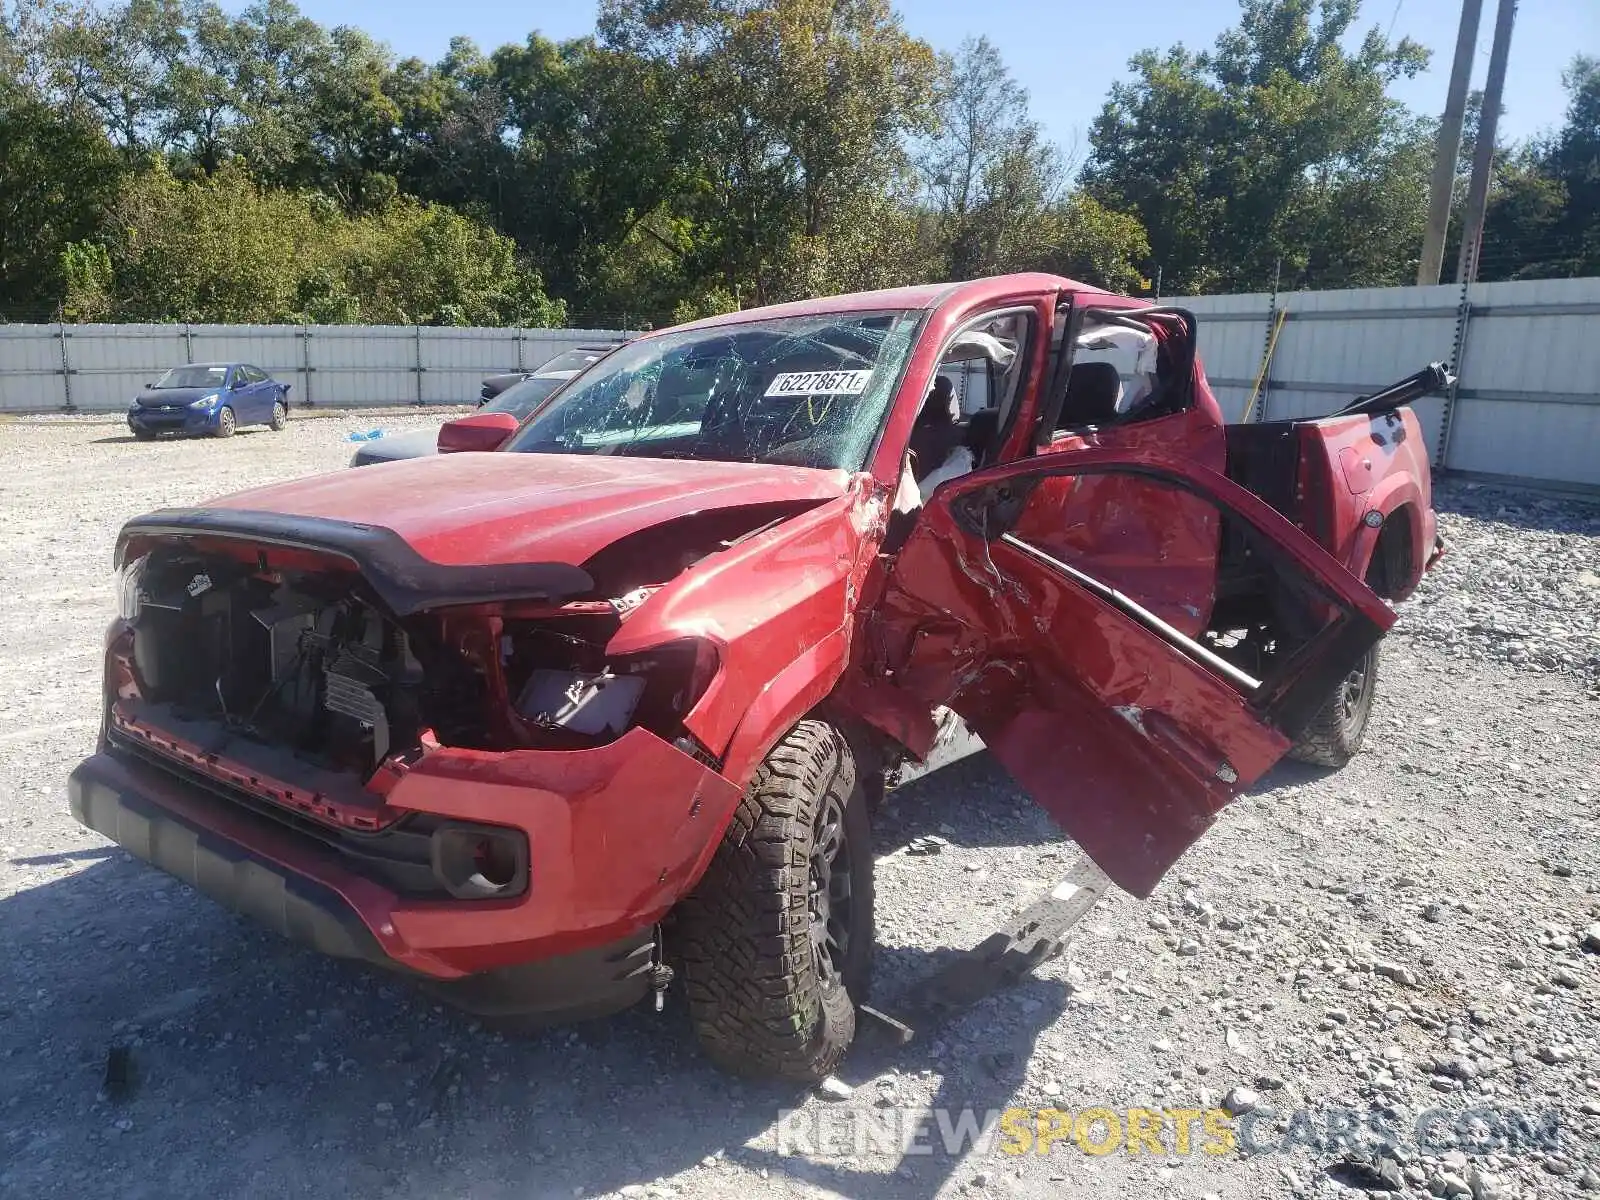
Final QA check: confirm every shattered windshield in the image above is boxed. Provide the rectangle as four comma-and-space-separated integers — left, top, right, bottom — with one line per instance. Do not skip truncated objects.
503, 311, 920, 471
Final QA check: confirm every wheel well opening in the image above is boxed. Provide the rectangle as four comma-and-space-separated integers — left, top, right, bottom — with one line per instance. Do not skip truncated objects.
1368, 506, 1414, 597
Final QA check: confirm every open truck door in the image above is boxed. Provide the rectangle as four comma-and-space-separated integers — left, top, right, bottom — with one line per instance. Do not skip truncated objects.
870, 448, 1395, 897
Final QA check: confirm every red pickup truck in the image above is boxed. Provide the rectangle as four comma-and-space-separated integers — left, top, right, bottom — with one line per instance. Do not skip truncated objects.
70, 273, 1445, 1082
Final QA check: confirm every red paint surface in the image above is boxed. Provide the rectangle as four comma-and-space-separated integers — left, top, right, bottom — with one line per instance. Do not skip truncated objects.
867, 449, 1394, 896
609, 481, 886, 774
436, 410, 518, 453
1296, 408, 1436, 594
207, 452, 850, 568
81, 725, 740, 976
1027, 316, 1228, 636
85, 271, 1437, 978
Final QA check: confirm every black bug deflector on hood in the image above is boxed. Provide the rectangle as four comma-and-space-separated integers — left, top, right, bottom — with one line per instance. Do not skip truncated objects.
116, 508, 595, 616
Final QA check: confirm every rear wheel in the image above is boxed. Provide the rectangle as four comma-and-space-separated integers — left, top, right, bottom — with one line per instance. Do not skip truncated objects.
1287, 642, 1380, 768
676, 718, 873, 1081
269, 399, 287, 431
214, 406, 236, 438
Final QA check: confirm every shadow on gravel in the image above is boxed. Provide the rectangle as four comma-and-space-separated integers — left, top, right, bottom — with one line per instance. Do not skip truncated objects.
7, 845, 118, 866
1245, 756, 1340, 794
738, 945, 1070, 1200
0, 751, 1066, 1200
873, 745, 1066, 855
91, 430, 273, 444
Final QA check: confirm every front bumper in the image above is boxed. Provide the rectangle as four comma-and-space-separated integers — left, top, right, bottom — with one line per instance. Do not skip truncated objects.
70, 726, 741, 1012
128, 406, 215, 434
72, 752, 391, 965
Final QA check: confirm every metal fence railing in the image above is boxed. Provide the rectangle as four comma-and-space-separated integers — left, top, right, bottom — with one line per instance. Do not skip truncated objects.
3, 278, 1598, 490
1176, 275, 1600, 491
0, 323, 633, 415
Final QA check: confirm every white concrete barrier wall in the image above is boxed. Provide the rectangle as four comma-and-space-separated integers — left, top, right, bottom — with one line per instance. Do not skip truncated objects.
1174, 276, 1600, 490
0, 324, 631, 413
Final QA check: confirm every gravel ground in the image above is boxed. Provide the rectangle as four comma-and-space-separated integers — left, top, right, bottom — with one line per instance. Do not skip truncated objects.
0, 416, 1597, 1200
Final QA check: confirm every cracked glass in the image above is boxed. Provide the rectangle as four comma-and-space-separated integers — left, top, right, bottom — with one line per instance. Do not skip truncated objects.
503, 311, 920, 471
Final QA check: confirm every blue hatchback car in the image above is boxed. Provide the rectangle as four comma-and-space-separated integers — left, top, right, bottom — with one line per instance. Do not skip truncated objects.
127, 363, 291, 439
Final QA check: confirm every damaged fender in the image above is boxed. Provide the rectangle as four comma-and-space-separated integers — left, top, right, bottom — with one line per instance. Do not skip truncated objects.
607, 477, 890, 787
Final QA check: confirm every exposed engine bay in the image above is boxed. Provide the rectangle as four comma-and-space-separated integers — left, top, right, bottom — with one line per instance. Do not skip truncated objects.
114, 502, 813, 785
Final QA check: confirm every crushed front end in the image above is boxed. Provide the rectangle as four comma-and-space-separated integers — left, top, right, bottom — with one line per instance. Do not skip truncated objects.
71, 511, 747, 1020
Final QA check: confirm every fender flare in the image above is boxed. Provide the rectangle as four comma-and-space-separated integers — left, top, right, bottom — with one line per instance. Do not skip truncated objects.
716, 628, 851, 790
1346, 474, 1422, 593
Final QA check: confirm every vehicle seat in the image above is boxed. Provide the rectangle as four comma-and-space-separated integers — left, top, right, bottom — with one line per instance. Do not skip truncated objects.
1056, 361, 1124, 430
965, 408, 1001, 467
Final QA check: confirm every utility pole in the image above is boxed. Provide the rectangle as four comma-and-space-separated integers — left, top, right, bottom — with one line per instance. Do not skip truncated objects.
1455, 0, 1518, 286
1417, 0, 1483, 286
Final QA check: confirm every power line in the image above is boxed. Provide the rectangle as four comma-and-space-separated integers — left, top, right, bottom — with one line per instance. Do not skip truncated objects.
1385, 0, 1407, 40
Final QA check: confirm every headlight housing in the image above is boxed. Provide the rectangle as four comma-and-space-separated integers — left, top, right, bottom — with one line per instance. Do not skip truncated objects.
189, 393, 219, 409
117, 554, 148, 621
506, 634, 720, 742
607, 638, 720, 724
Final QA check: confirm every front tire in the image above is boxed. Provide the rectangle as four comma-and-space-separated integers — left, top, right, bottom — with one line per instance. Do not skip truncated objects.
214, 406, 237, 438
269, 399, 287, 431
1287, 643, 1379, 768
676, 719, 874, 1081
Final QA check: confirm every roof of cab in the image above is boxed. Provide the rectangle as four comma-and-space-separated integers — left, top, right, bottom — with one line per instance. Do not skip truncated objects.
660, 273, 1119, 337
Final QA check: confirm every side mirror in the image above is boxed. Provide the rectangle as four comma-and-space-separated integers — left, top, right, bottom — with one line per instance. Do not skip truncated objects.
438, 411, 519, 454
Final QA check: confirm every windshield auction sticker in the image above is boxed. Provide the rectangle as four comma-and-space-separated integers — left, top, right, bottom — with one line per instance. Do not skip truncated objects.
764, 370, 872, 397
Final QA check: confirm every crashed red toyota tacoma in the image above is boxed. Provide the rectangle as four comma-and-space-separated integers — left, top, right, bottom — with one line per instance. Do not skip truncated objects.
70, 274, 1446, 1080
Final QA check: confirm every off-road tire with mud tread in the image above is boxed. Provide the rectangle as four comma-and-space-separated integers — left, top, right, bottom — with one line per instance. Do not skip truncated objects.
1287, 642, 1380, 768
676, 718, 873, 1081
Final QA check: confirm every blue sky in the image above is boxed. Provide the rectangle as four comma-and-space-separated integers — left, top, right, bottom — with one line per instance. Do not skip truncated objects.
260, 0, 1595, 152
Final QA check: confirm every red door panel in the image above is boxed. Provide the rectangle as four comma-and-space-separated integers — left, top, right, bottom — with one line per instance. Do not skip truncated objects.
1027, 333, 1227, 637
871, 450, 1393, 897
1009, 460, 1219, 636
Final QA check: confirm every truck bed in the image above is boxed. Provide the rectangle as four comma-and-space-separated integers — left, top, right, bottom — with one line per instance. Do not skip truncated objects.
1222, 405, 1437, 602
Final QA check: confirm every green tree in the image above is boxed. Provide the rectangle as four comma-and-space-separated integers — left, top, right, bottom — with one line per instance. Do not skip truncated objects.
1083, 0, 1431, 293
38, 0, 188, 154
76, 160, 563, 324
1455, 58, 1600, 282
599, 0, 937, 308
0, 93, 123, 316
1547, 56, 1600, 276
1028, 194, 1152, 293
59, 238, 114, 319
922, 36, 1059, 280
